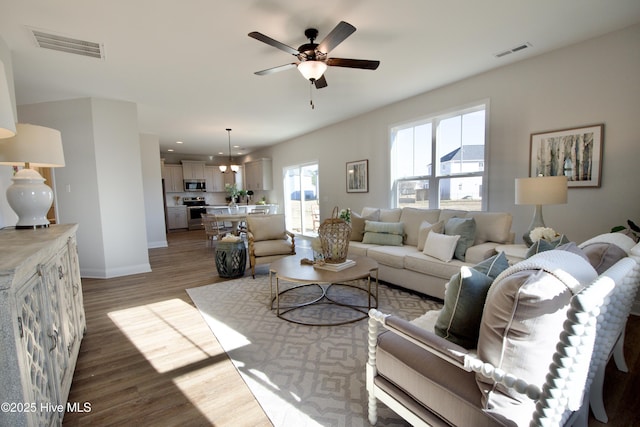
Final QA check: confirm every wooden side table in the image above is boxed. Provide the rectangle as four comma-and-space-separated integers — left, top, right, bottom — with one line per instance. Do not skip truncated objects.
495, 244, 528, 264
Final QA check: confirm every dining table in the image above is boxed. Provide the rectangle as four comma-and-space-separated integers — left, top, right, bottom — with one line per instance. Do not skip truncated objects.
209, 212, 247, 235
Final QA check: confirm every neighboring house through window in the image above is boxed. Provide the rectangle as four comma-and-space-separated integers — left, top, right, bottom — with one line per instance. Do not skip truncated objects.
390, 101, 488, 211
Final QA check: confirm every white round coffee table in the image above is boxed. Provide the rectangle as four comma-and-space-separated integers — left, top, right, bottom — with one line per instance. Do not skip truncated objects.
269, 255, 379, 325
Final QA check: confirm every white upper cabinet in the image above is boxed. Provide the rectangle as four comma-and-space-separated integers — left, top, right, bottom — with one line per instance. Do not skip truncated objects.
244, 158, 272, 191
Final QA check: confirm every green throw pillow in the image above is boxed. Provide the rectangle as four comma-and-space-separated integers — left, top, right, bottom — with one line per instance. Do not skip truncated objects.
434, 252, 510, 348
362, 232, 403, 246
435, 266, 494, 348
445, 217, 476, 261
525, 235, 569, 258
473, 251, 509, 279
364, 220, 404, 235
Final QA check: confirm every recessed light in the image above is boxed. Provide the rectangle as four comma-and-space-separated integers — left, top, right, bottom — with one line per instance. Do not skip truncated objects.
168, 148, 174, 152
176, 141, 183, 144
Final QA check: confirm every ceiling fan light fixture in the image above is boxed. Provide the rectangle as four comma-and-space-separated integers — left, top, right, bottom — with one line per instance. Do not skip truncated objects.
298, 60, 327, 81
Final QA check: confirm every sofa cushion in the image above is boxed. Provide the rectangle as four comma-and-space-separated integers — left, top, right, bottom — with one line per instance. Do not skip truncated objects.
466, 212, 513, 245
476, 251, 597, 422
376, 330, 500, 427
438, 209, 467, 223
399, 208, 442, 246
404, 251, 469, 280
434, 252, 509, 348
361, 207, 381, 220
417, 220, 445, 251
379, 208, 402, 223
362, 232, 403, 246
423, 232, 460, 262
445, 217, 476, 261
350, 211, 379, 241
252, 239, 293, 256
247, 214, 286, 241
464, 243, 501, 265
367, 245, 418, 269
347, 241, 376, 257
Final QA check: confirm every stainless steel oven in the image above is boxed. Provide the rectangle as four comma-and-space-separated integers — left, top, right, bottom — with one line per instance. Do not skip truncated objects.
183, 197, 207, 230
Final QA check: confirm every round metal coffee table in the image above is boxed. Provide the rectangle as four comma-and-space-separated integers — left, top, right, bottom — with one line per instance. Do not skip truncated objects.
269, 255, 379, 326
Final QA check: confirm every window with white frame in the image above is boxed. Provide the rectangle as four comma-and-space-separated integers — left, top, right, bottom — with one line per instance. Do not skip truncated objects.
391, 103, 487, 210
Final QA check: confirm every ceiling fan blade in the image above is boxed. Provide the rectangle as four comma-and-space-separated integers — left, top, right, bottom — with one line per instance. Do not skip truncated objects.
254, 63, 297, 76
248, 31, 299, 56
327, 58, 380, 70
314, 75, 328, 89
317, 21, 356, 54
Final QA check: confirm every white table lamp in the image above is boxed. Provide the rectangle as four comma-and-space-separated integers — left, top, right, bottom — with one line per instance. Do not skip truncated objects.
515, 176, 568, 246
0, 123, 65, 228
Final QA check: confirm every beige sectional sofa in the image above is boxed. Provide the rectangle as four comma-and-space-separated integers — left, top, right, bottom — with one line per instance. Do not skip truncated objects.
347, 207, 514, 299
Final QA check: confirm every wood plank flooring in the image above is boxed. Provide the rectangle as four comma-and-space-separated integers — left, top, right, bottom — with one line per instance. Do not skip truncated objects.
62, 230, 640, 426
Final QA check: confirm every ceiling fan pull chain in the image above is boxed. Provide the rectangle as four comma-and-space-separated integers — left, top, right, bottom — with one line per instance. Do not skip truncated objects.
310, 81, 315, 109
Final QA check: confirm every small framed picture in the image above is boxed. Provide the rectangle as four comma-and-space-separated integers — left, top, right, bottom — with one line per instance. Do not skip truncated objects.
346, 159, 368, 193
530, 124, 604, 188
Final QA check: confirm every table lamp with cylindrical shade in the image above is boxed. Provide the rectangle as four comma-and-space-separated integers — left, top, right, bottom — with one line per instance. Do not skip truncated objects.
0, 123, 65, 229
515, 175, 568, 247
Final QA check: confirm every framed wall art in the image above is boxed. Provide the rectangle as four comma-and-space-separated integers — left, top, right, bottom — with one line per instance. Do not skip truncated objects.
529, 124, 604, 188
346, 159, 368, 193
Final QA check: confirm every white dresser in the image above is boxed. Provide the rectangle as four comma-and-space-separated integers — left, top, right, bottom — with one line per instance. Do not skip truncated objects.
0, 224, 85, 426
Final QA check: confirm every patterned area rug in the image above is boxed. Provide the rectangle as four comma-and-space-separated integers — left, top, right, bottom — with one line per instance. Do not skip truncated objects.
187, 273, 442, 426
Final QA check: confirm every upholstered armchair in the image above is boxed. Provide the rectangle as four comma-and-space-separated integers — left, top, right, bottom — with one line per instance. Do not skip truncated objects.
366, 239, 640, 427
246, 214, 295, 278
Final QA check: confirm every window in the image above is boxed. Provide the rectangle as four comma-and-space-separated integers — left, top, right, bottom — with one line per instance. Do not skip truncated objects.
283, 163, 319, 236
391, 103, 487, 211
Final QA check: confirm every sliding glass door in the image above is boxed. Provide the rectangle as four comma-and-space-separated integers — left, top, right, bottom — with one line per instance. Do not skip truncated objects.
283, 163, 319, 237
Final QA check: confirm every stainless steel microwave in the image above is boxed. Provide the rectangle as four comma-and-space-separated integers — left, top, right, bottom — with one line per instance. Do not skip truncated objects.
184, 180, 206, 192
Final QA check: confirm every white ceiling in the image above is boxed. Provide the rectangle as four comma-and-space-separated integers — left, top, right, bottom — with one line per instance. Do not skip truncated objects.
1, 1, 639, 158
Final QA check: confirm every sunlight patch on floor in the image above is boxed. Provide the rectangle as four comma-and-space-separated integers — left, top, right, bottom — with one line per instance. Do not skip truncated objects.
108, 298, 223, 373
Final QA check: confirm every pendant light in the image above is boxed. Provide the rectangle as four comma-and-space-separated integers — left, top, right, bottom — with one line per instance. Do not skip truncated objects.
219, 128, 239, 173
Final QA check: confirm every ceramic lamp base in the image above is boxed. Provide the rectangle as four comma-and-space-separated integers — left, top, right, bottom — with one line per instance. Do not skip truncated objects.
523, 204, 546, 247
6, 168, 54, 229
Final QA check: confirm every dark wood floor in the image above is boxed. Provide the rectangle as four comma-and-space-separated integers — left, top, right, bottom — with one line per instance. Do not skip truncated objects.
62, 230, 640, 426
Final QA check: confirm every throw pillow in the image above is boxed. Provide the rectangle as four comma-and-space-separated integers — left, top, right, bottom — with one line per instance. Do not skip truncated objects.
423, 232, 460, 262
350, 212, 377, 241
417, 220, 445, 251
472, 251, 510, 280
435, 266, 494, 348
525, 234, 569, 258
364, 220, 404, 235
362, 232, 403, 246
445, 217, 476, 261
581, 242, 628, 274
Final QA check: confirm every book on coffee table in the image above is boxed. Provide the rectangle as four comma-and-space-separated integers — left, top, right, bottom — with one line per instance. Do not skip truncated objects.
314, 259, 356, 272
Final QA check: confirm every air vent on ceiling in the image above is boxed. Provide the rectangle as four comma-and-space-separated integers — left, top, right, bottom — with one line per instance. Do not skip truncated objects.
29, 27, 105, 60
494, 42, 531, 58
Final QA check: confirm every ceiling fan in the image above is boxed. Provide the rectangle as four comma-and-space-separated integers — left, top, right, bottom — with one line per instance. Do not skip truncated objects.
248, 21, 380, 89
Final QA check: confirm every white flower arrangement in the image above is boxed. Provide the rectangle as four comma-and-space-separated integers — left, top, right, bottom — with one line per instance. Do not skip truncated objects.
529, 227, 559, 243
339, 208, 351, 224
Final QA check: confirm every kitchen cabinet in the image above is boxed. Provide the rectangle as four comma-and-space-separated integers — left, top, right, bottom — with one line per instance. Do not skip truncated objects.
0, 224, 86, 427
181, 161, 205, 180
205, 166, 226, 192
244, 158, 272, 191
163, 164, 184, 192
167, 206, 188, 229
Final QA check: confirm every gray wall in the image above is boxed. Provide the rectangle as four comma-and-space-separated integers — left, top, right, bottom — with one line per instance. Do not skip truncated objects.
17, 98, 152, 278
246, 24, 640, 245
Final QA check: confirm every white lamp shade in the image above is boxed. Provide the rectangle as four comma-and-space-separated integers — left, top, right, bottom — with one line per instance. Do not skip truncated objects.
515, 176, 568, 206
0, 60, 16, 139
297, 61, 327, 81
0, 123, 65, 167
